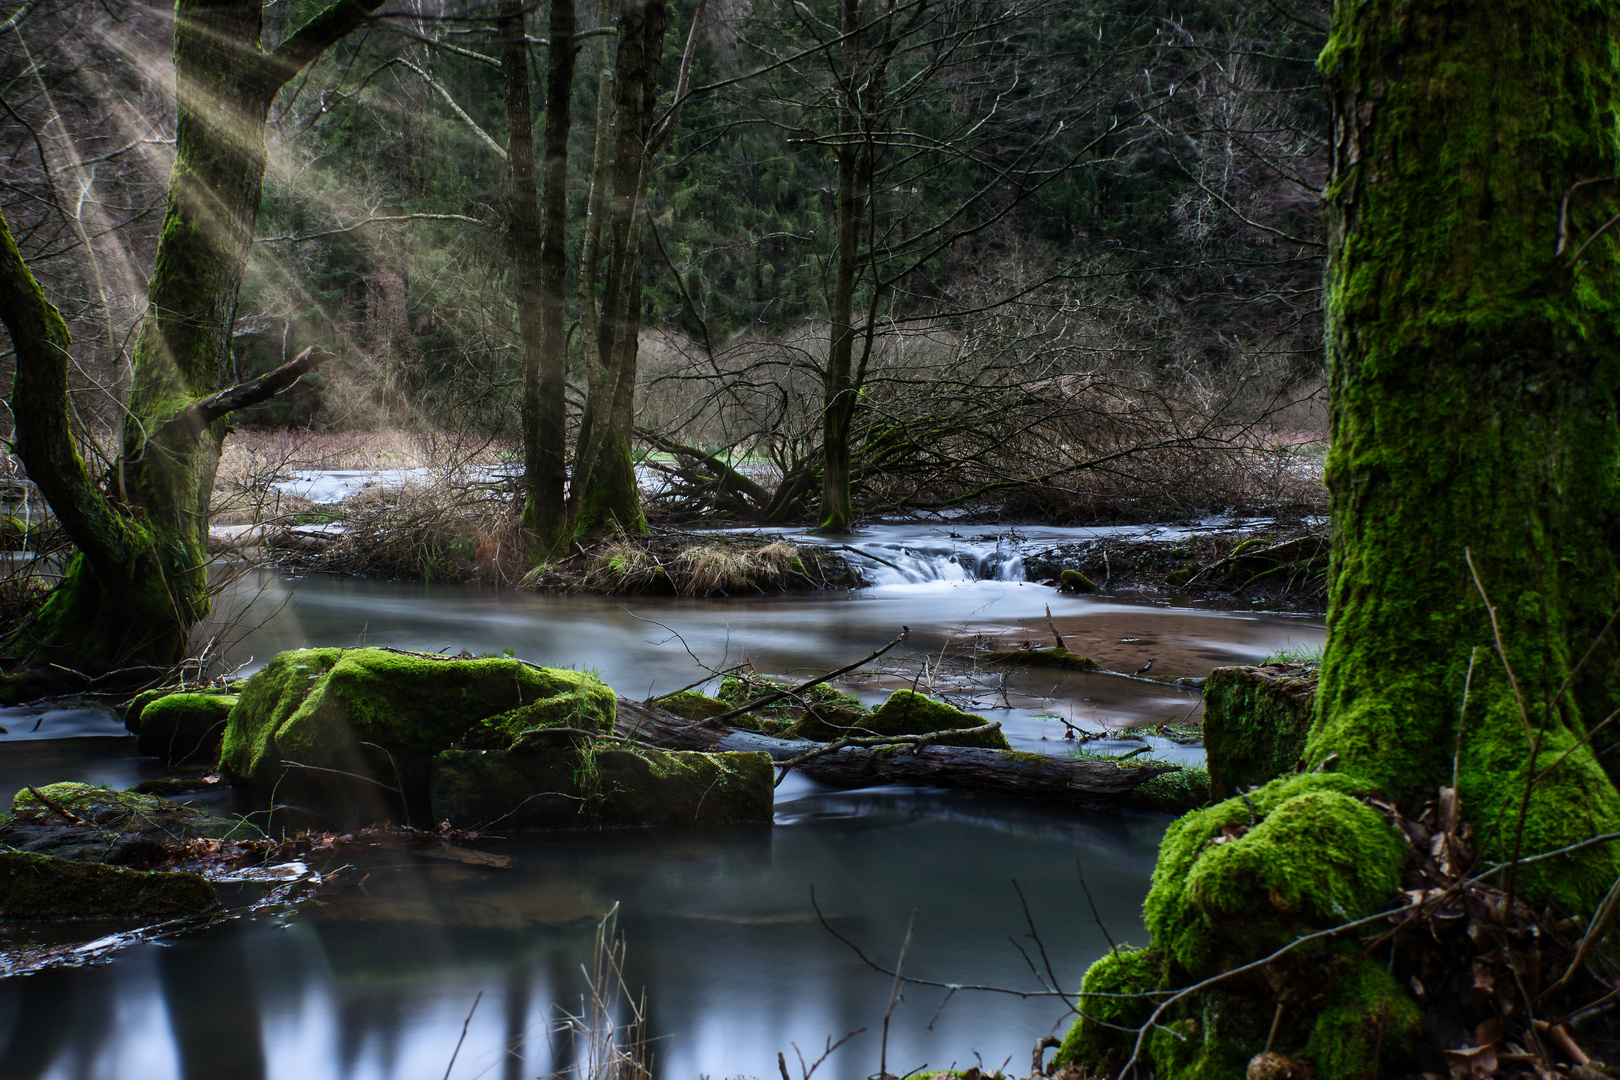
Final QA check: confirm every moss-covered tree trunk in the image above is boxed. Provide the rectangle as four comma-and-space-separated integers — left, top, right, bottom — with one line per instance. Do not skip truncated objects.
1311, 0, 1620, 889
0, 0, 381, 671
1058, 4, 1620, 1078
503, 0, 572, 559
569, 0, 664, 541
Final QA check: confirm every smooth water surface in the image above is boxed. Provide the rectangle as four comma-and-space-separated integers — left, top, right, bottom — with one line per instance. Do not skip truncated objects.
0, 788, 1166, 1080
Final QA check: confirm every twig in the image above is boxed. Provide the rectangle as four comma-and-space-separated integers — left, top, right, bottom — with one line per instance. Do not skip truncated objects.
709, 631, 909, 724
25, 784, 89, 825
1076, 858, 1118, 955
443, 990, 483, 1080
879, 913, 916, 1080
1044, 604, 1067, 651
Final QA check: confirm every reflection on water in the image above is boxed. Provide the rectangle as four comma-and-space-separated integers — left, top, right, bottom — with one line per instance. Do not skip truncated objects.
0, 787, 1166, 1080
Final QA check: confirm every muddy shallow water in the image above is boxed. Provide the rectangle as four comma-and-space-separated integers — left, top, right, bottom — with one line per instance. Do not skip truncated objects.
0, 525, 1324, 1080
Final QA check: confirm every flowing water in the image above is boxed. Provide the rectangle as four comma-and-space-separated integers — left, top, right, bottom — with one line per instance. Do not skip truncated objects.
0, 523, 1325, 1080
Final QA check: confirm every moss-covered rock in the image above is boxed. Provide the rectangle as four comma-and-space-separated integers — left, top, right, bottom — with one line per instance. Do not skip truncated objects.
789, 702, 870, 741
431, 744, 773, 828
855, 689, 1011, 750
1203, 665, 1316, 800
1053, 944, 1162, 1075
133, 692, 237, 765
1, 782, 261, 866
1061, 773, 1413, 1080
0, 848, 218, 920
1124, 767, 1211, 814
655, 690, 733, 722
218, 648, 616, 826
1147, 774, 1405, 972
1060, 569, 1099, 593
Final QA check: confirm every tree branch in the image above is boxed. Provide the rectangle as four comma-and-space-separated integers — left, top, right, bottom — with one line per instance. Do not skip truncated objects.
162, 346, 336, 435
265, 0, 390, 94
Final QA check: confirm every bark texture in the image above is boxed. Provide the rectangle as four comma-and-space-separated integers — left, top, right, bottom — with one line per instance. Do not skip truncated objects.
570, 0, 665, 541
1, 0, 381, 669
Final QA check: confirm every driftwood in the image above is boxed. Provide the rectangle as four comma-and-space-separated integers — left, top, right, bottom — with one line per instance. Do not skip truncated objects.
613, 699, 1176, 808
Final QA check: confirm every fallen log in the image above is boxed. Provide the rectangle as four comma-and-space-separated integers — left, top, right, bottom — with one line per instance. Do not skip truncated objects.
614, 699, 1177, 808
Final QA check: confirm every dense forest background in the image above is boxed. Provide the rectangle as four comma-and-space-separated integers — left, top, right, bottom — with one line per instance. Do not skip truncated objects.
2, 0, 1330, 524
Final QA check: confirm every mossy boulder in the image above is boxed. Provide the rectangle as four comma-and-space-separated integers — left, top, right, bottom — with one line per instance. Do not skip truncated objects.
1, 782, 261, 866
855, 689, 1011, 750
0, 848, 218, 920
431, 745, 774, 828
1053, 944, 1163, 1075
132, 692, 238, 765
1061, 773, 1415, 1079
1060, 569, 1098, 593
218, 648, 616, 826
1203, 665, 1317, 800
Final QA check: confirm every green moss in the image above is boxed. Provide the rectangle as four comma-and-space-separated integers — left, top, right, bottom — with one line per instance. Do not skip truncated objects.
789, 702, 870, 741
1054, 945, 1163, 1075
11, 782, 261, 843
655, 690, 733, 722
572, 431, 648, 542
1126, 767, 1211, 814
1060, 569, 1098, 593
1144, 773, 1403, 974
1302, 956, 1422, 1080
0, 848, 217, 920
1165, 567, 1196, 588
218, 648, 615, 825
1204, 666, 1316, 799
857, 689, 1010, 750
134, 692, 237, 765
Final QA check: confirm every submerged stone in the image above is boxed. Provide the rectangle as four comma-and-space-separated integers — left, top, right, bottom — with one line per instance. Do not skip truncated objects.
856, 689, 1011, 750
1, 782, 261, 866
132, 692, 238, 765
218, 647, 616, 826
1203, 664, 1317, 799
430, 745, 773, 828
0, 848, 218, 920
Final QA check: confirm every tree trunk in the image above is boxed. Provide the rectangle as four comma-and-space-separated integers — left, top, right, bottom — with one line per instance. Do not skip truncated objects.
1059, 4, 1620, 1076
814, 0, 866, 535
1311, 0, 1620, 908
0, 0, 382, 672
569, 0, 665, 541
503, 0, 572, 559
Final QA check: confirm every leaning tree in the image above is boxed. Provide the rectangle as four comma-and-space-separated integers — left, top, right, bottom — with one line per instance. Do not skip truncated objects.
0, 0, 384, 673
1058, 2, 1620, 1077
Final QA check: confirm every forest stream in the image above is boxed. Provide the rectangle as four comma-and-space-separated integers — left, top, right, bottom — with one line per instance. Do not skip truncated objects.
0, 523, 1324, 1080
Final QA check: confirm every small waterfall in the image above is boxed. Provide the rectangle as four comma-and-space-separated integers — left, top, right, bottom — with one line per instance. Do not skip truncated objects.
841, 536, 1026, 586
